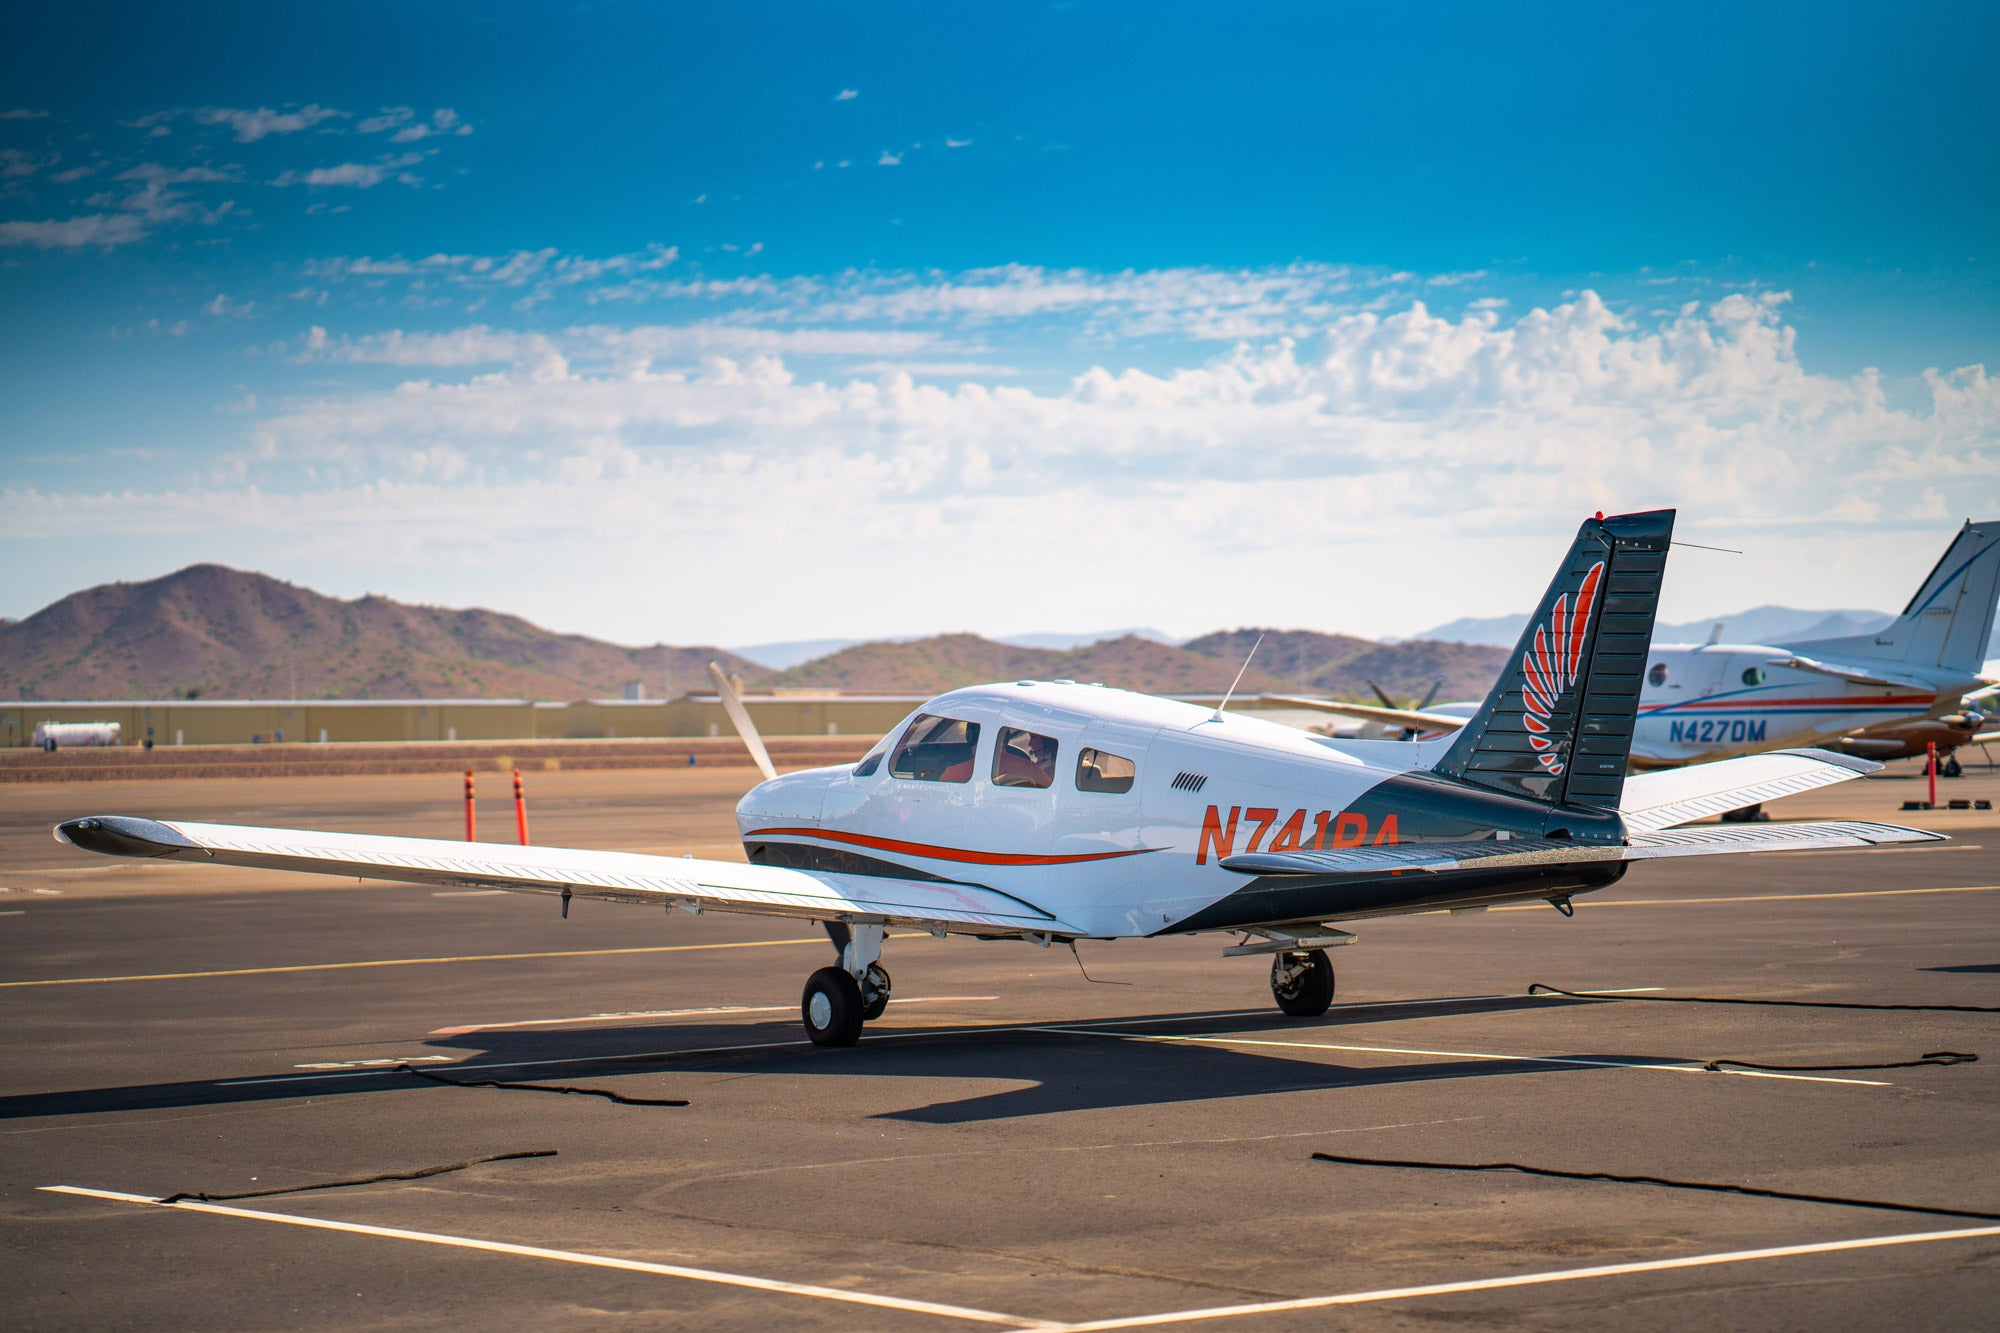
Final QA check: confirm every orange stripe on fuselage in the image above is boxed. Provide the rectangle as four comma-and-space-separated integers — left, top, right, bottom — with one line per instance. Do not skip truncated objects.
745, 827, 1160, 867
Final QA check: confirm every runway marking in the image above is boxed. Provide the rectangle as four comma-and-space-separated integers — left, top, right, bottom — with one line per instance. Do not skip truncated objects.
1058, 1224, 2000, 1328
0, 910, 23, 916
1027, 1027, 1893, 1087
0, 935, 840, 989
432, 889, 507, 897
1495, 883, 2000, 912
38, 1187, 1058, 1328
429, 996, 1001, 1037
40, 1188, 2000, 1327
294, 1055, 455, 1070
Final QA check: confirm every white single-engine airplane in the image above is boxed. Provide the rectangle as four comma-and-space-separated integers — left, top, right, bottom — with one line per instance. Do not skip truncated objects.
1269, 519, 2000, 771
57, 510, 1941, 1047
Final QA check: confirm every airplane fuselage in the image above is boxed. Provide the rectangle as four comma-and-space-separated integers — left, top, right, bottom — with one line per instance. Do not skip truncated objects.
1628, 642, 1976, 768
737, 682, 1625, 939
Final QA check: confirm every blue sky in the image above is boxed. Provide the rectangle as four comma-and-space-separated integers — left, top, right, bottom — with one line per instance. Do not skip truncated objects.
5, 2, 1998, 645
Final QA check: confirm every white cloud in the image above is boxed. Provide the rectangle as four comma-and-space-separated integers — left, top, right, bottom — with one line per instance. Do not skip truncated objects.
877, 151, 902, 166
0, 148, 56, 178
0, 212, 148, 249
391, 108, 470, 143
945, 138, 972, 148
0, 108, 49, 120
274, 152, 426, 188
197, 104, 345, 142
835, 89, 859, 101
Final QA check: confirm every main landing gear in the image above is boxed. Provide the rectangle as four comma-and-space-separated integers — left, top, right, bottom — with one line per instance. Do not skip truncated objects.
1270, 949, 1335, 1017
803, 921, 891, 1046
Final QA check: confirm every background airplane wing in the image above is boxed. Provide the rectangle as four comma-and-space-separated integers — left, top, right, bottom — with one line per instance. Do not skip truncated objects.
54, 816, 1077, 935
1219, 818, 1941, 877
1764, 653, 1932, 692
1618, 747, 1881, 831
1255, 694, 1470, 732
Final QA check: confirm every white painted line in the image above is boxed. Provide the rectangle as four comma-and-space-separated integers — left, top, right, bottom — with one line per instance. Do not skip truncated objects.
1058, 1223, 2000, 1328
40, 1186, 1060, 1329
293, 1055, 455, 1070
219, 997, 1653, 1089
429, 996, 1002, 1037
432, 889, 508, 897
0, 910, 23, 916
1026, 1028, 1892, 1087
30, 888, 63, 895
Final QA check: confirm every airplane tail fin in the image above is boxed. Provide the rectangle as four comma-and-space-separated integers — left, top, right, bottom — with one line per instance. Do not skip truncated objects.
1434, 510, 1675, 811
1784, 521, 2000, 675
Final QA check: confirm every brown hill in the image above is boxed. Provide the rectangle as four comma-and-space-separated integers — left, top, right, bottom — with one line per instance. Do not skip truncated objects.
766, 633, 1285, 696
1183, 628, 1510, 701
0, 564, 767, 701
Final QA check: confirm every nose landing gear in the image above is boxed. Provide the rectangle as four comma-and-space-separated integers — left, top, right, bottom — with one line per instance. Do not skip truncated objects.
803, 921, 891, 1046
1270, 949, 1335, 1017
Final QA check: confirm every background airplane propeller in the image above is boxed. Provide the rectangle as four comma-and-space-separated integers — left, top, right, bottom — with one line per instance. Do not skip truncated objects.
708, 660, 777, 782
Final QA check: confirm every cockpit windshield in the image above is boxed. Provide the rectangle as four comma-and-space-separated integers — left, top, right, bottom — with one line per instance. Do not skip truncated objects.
888, 713, 981, 783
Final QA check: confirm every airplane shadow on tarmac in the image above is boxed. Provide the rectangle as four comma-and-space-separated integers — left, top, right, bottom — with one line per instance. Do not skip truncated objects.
1, 993, 1664, 1125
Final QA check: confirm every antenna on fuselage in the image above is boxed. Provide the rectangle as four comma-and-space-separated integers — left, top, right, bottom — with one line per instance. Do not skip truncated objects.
1212, 632, 1265, 721
708, 661, 777, 783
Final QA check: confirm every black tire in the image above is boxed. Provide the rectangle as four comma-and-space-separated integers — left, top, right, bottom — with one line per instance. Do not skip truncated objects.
1942, 756, 1963, 778
802, 966, 864, 1047
860, 963, 891, 1020
1271, 950, 1335, 1017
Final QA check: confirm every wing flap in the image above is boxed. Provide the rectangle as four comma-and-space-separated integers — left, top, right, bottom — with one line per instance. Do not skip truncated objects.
1619, 748, 1880, 832
55, 815, 1075, 934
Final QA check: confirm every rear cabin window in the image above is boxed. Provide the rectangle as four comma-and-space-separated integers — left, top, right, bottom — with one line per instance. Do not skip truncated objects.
1075, 747, 1136, 794
991, 727, 1058, 788
888, 714, 981, 783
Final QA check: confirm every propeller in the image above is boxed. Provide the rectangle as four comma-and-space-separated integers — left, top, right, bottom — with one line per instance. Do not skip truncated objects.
707, 661, 777, 783
1366, 676, 1447, 740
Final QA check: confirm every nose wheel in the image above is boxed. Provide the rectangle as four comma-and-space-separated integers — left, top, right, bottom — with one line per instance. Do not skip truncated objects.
1270, 949, 1334, 1017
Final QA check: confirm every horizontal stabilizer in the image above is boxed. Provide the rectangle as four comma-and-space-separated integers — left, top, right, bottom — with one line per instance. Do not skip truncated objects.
1220, 817, 1939, 878
53, 816, 1076, 935
1257, 694, 1470, 732
1618, 748, 1880, 832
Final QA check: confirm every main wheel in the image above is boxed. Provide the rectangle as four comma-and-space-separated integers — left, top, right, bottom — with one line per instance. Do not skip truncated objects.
1942, 756, 1964, 778
1271, 950, 1335, 1017
860, 963, 892, 1020
802, 966, 864, 1047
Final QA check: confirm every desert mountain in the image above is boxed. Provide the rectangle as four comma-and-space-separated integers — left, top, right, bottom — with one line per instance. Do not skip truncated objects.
0, 564, 766, 701
1183, 629, 1510, 702
765, 633, 1287, 696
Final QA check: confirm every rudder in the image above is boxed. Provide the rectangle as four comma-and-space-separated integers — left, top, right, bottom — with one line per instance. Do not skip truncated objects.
1784, 520, 2000, 675
1435, 510, 1675, 810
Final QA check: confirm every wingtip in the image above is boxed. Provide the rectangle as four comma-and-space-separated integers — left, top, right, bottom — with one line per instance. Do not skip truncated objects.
54, 816, 199, 859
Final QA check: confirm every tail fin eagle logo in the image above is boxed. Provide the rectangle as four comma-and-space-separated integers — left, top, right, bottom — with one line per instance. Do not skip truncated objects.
1521, 561, 1605, 776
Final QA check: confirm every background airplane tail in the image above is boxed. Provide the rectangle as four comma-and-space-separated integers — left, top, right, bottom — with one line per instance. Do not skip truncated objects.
1784, 520, 2000, 675
1434, 509, 1675, 810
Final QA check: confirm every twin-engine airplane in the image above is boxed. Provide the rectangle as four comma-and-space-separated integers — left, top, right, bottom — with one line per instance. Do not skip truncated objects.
56, 510, 1940, 1048
1269, 519, 2000, 770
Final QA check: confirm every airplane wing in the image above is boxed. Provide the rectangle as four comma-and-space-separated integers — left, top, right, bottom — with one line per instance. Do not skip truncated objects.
1617, 747, 1881, 831
1219, 818, 1941, 877
1256, 695, 1469, 732
1765, 653, 1933, 693
53, 816, 1079, 936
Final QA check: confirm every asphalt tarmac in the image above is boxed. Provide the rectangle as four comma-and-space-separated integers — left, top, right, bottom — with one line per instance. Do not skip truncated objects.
5, 762, 2000, 1328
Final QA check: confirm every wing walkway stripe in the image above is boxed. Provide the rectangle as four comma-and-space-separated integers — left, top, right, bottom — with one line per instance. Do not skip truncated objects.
39, 1187, 1059, 1329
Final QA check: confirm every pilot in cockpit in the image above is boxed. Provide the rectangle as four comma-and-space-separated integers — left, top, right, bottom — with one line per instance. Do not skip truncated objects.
993, 728, 1057, 788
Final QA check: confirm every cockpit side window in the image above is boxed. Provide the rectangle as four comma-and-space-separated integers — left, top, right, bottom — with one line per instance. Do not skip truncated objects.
1075, 747, 1136, 794
1647, 662, 1669, 687
853, 748, 885, 777
888, 713, 981, 783
991, 726, 1058, 788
